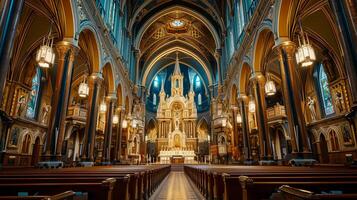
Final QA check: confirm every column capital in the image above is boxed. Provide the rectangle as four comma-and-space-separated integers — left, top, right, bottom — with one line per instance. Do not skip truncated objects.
237, 93, 249, 103
88, 72, 104, 85
55, 41, 80, 61
273, 40, 297, 58
106, 93, 117, 103
249, 71, 266, 86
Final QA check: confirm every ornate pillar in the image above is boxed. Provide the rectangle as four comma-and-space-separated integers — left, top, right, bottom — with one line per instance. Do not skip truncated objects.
114, 106, 124, 162
0, 0, 24, 105
215, 49, 223, 86
329, 0, 357, 108
250, 72, 273, 160
274, 41, 311, 157
238, 94, 251, 162
102, 94, 116, 162
81, 73, 103, 162
45, 41, 78, 158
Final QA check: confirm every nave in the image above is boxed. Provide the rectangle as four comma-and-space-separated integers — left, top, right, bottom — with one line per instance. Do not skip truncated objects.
149, 171, 204, 200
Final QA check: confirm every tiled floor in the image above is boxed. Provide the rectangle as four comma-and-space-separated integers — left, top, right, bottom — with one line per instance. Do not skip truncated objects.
149, 172, 205, 200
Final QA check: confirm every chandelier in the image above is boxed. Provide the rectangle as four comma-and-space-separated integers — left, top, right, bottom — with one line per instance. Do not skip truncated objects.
295, 23, 316, 67
36, 26, 55, 68
265, 73, 276, 96
78, 75, 89, 98
248, 96, 256, 113
112, 114, 119, 125
99, 97, 107, 113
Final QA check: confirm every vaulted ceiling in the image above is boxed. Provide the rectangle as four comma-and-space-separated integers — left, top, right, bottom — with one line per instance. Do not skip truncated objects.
125, 0, 226, 89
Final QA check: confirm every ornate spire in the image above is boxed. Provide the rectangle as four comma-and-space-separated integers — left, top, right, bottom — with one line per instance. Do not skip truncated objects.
173, 51, 181, 75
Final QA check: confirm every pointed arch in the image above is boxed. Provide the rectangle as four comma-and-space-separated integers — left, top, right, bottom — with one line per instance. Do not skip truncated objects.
102, 62, 116, 94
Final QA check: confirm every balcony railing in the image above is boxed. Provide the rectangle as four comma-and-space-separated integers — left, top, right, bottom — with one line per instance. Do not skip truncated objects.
66, 105, 87, 121
267, 103, 287, 120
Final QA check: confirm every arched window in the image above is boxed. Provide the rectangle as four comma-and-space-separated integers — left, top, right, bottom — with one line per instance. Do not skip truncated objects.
153, 93, 157, 106
153, 76, 159, 88
22, 134, 31, 154
195, 76, 201, 89
319, 64, 334, 115
26, 68, 41, 119
198, 93, 202, 106
329, 131, 339, 151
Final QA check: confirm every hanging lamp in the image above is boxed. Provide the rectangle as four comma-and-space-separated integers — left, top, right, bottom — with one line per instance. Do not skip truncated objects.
295, 21, 316, 67
265, 73, 276, 96
36, 24, 55, 68
78, 75, 89, 98
248, 95, 256, 113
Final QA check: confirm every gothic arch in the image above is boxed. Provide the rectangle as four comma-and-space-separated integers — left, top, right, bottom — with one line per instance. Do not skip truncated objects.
102, 62, 116, 94
78, 26, 102, 73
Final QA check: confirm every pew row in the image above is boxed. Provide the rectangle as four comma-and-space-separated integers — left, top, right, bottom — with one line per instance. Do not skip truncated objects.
184, 165, 357, 200
0, 165, 171, 200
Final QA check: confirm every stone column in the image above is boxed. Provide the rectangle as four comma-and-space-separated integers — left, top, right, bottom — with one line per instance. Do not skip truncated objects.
274, 41, 311, 157
250, 72, 273, 160
114, 106, 124, 163
45, 41, 78, 158
102, 94, 116, 162
56, 43, 79, 156
329, 0, 357, 108
0, 0, 24, 105
238, 94, 251, 162
81, 73, 103, 162
215, 49, 223, 85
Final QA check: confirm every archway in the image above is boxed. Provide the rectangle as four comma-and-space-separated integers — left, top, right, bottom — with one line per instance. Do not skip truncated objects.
31, 137, 41, 166
319, 134, 329, 163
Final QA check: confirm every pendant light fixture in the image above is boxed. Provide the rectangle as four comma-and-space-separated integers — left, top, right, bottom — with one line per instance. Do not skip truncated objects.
265, 73, 276, 96
36, 24, 55, 68
122, 118, 128, 128
236, 112, 242, 124
248, 95, 256, 113
78, 75, 89, 98
99, 97, 107, 113
295, 20, 316, 67
112, 114, 119, 125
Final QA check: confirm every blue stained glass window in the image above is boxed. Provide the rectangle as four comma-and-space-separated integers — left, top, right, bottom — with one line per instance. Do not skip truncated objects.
319, 64, 334, 115
26, 68, 41, 119
195, 76, 200, 89
154, 76, 159, 88
198, 93, 202, 106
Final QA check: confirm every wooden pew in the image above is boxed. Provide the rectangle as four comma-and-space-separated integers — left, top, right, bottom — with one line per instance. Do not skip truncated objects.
184, 165, 357, 200
0, 191, 76, 200
0, 165, 171, 200
277, 185, 357, 200
0, 178, 116, 200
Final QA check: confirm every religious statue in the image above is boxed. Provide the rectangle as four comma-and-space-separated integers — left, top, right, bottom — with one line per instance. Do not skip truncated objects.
9, 127, 20, 146
41, 104, 51, 124
17, 95, 27, 116
342, 125, 353, 143
334, 91, 343, 112
307, 96, 317, 121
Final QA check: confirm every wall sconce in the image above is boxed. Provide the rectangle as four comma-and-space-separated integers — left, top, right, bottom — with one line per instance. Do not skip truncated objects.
122, 119, 128, 128
112, 114, 119, 125
236, 113, 242, 124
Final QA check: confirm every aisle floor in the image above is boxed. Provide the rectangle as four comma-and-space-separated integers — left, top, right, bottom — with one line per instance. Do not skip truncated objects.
149, 172, 205, 200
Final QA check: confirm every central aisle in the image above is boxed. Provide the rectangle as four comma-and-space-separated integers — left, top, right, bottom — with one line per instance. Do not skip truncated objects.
149, 171, 205, 200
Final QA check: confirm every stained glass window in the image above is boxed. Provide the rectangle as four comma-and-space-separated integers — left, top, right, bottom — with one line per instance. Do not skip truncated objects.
198, 93, 202, 105
153, 93, 157, 106
26, 68, 41, 119
154, 76, 159, 88
319, 64, 334, 115
195, 76, 200, 89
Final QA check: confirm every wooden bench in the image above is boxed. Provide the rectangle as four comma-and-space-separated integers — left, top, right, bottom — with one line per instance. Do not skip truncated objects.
277, 185, 357, 200
0, 191, 76, 200
184, 165, 357, 200
0, 178, 116, 200
0, 165, 170, 200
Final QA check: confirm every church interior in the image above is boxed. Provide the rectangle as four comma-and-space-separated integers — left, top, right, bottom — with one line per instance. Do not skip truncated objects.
0, 0, 357, 199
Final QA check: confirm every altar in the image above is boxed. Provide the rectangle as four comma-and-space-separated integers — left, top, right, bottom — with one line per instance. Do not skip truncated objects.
158, 148, 196, 164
